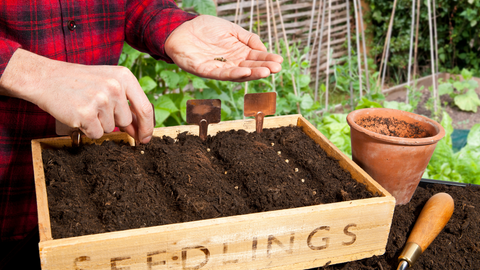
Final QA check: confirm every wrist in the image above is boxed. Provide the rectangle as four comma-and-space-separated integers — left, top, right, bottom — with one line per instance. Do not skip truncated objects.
0, 48, 55, 105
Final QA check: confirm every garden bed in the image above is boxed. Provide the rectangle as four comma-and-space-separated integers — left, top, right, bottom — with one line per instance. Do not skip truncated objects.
33, 115, 395, 270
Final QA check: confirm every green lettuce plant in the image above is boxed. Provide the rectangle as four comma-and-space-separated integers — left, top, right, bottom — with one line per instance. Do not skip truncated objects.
423, 111, 480, 184
438, 69, 480, 112
316, 113, 351, 159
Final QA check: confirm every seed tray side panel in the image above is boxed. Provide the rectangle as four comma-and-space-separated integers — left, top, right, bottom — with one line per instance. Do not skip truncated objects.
32, 115, 395, 270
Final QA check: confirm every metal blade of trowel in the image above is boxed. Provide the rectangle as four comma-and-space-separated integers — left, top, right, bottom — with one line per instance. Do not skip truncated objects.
244, 92, 276, 133
186, 99, 221, 141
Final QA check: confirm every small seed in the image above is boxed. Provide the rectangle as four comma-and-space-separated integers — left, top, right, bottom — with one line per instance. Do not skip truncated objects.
285, 159, 289, 163
295, 168, 299, 172
312, 191, 317, 195
225, 171, 228, 175
301, 179, 305, 183
277, 151, 281, 155
214, 57, 227, 62
234, 186, 239, 190
271, 142, 275, 146
207, 148, 211, 152
140, 151, 145, 154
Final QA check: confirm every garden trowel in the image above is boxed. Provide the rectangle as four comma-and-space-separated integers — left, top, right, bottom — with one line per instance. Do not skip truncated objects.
186, 99, 221, 141
244, 92, 276, 133
396, 192, 454, 270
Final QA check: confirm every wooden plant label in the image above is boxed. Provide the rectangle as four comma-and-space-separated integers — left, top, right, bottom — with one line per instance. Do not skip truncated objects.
244, 92, 277, 133
186, 99, 221, 141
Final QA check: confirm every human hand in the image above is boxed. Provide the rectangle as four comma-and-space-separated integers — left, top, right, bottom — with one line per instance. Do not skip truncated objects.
165, 15, 283, 82
0, 49, 154, 143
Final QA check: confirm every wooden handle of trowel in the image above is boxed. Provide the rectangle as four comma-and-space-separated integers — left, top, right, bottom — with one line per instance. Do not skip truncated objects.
407, 192, 454, 251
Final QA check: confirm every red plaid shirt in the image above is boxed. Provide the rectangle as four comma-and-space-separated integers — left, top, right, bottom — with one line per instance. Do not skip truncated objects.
0, 0, 196, 241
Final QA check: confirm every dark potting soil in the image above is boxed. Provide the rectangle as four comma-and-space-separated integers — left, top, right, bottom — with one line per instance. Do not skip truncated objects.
43, 126, 376, 239
356, 116, 430, 138
313, 182, 480, 270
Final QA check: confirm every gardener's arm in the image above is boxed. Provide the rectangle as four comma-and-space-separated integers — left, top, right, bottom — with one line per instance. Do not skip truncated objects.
123, 0, 283, 82
0, 48, 154, 144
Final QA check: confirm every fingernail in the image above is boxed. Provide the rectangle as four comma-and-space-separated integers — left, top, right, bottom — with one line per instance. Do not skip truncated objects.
141, 136, 152, 144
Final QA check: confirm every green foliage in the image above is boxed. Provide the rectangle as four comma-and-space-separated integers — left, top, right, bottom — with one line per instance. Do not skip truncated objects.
406, 84, 423, 109
365, 0, 480, 80
119, 43, 204, 127
423, 82, 445, 121
333, 55, 383, 108
194, 81, 245, 121
316, 113, 351, 159
355, 96, 382, 109
438, 69, 480, 112
424, 111, 480, 184
262, 40, 322, 119
383, 100, 413, 112
181, 0, 217, 16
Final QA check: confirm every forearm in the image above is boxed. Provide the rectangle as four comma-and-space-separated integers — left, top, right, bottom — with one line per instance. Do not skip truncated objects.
0, 48, 154, 143
125, 0, 196, 62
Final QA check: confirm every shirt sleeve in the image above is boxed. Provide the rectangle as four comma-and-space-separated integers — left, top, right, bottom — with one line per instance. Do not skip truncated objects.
125, 0, 197, 63
0, 38, 22, 79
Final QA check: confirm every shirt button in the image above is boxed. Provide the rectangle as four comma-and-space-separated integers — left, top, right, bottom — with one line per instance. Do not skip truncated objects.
68, 20, 76, 31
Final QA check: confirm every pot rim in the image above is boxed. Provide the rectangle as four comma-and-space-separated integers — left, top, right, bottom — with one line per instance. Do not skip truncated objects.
346, 108, 446, 146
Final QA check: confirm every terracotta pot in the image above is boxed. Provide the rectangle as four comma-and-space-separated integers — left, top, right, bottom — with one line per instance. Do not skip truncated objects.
346, 108, 445, 205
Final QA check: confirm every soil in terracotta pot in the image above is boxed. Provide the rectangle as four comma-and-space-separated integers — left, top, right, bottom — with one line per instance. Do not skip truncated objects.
356, 116, 430, 138
312, 182, 480, 270
42, 126, 376, 239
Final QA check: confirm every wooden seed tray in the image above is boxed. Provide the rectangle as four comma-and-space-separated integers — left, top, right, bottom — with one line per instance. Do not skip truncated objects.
32, 114, 395, 270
